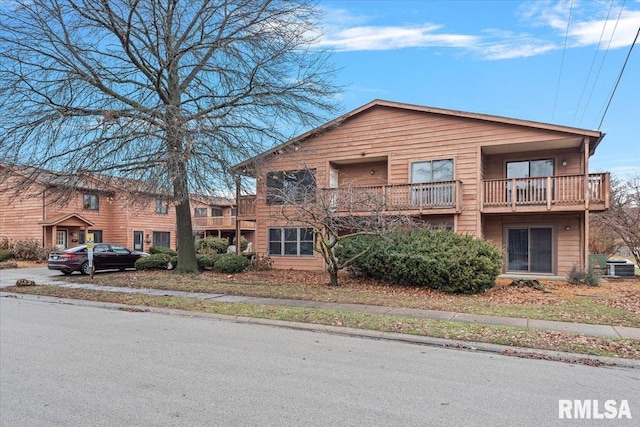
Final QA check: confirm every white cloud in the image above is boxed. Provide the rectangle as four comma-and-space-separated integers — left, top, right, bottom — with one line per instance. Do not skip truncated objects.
316, 24, 478, 52
317, 2, 640, 60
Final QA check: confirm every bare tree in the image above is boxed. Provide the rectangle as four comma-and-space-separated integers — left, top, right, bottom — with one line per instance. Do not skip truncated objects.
593, 175, 640, 266
268, 170, 416, 286
0, 0, 340, 273
589, 213, 621, 258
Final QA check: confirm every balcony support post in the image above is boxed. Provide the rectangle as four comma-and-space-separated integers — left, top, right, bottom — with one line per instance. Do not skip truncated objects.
235, 174, 241, 255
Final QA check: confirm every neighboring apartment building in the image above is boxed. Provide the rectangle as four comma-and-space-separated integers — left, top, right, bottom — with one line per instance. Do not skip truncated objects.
191, 196, 256, 246
0, 166, 255, 252
0, 166, 178, 251
232, 100, 610, 277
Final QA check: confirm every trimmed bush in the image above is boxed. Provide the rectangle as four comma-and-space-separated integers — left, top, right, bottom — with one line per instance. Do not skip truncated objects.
149, 246, 177, 256
196, 237, 228, 255
336, 228, 503, 294
197, 253, 222, 269
135, 253, 173, 270
0, 249, 14, 262
214, 253, 250, 273
232, 236, 249, 252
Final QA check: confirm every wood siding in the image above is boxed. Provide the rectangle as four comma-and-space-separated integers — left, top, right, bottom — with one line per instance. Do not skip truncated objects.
1, 176, 178, 250
245, 104, 605, 274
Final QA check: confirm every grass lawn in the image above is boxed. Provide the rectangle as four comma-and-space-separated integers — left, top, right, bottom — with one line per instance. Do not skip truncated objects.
3, 268, 639, 361
56, 269, 640, 328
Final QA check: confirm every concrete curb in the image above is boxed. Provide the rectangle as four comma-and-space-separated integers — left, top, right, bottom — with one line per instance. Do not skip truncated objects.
3, 291, 638, 370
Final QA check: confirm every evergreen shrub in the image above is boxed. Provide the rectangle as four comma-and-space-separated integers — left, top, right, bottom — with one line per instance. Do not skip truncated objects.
336, 228, 502, 294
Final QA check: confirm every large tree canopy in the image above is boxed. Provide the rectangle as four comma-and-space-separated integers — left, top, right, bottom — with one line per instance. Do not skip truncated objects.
0, 0, 340, 272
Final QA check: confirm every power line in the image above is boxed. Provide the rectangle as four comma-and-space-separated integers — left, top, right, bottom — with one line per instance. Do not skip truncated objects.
573, 0, 615, 124
579, 0, 626, 126
552, 0, 574, 121
598, 26, 639, 130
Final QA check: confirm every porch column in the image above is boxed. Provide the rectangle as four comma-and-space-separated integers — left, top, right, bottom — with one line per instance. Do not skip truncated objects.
235, 175, 241, 255
583, 137, 590, 270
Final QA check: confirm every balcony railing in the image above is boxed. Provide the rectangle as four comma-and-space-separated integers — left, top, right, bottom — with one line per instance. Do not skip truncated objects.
482, 173, 609, 211
192, 216, 255, 230
321, 181, 462, 213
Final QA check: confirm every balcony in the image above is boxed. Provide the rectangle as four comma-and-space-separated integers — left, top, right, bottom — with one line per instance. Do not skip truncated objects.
482, 173, 609, 213
192, 215, 255, 230
322, 181, 462, 214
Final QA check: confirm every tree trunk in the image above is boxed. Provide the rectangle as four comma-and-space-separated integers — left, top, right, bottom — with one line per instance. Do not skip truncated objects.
172, 160, 199, 274
328, 268, 339, 287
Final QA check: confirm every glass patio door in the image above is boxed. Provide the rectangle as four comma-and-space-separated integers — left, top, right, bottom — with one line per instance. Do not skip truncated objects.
507, 227, 553, 273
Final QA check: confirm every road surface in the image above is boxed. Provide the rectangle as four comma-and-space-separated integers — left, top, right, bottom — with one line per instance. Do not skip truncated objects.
1, 296, 638, 426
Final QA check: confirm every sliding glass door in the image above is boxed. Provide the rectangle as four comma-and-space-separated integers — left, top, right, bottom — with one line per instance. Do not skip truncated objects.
507, 227, 553, 273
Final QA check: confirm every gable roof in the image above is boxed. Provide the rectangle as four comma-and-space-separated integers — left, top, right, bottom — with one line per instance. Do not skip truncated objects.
38, 213, 95, 227
231, 99, 605, 175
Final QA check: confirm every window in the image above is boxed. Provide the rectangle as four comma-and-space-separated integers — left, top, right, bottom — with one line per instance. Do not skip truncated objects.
410, 159, 454, 206
506, 159, 554, 203
153, 231, 170, 248
268, 227, 314, 256
156, 199, 169, 214
194, 208, 208, 217
211, 207, 223, 217
83, 194, 99, 210
267, 169, 316, 205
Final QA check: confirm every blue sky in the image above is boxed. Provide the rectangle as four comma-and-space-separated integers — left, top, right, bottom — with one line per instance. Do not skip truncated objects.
316, 0, 640, 178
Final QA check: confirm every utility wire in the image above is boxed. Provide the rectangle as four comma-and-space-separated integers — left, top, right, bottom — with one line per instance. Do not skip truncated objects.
579, 0, 626, 126
552, 0, 573, 121
598, 26, 639, 130
573, 0, 615, 124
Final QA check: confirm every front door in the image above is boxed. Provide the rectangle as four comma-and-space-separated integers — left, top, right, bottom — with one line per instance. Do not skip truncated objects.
507, 227, 553, 273
133, 231, 144, 252
55, 230, 68, 250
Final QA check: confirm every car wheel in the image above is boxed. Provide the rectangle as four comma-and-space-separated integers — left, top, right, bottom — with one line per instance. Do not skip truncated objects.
80, 261, 92, 275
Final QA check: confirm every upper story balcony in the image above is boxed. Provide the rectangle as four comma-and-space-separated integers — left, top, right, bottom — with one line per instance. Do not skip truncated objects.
237, 181, 462, 218
482, 173, 609, 213
192, 215, 255, 230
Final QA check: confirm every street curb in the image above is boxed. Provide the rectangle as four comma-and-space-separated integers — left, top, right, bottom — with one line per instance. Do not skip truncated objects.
3, 291, 638, 369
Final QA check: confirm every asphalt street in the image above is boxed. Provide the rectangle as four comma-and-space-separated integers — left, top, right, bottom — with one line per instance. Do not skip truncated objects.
1, 297, 638, 426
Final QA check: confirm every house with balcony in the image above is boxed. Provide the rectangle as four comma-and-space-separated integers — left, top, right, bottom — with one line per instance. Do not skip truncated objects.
232, 100, 609, 277
191, 195, 255, 246
0, 165, 178, 251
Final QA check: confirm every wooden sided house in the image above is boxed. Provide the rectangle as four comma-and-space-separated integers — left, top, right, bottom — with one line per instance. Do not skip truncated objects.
232, 100, 610, 277
0, 165, 254, 253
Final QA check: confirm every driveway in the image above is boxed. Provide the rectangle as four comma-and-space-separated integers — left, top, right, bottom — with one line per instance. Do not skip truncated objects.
0, 267, 68, 288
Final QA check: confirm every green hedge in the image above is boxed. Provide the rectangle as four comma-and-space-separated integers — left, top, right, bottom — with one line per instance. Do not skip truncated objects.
0, 249, 14, 262
197, 253, 222, 269
196, 237, 228, 255
149, 246, 177, 256
214, 254, 250, 273
336, 228, 502, 294
135, 253, 174, 270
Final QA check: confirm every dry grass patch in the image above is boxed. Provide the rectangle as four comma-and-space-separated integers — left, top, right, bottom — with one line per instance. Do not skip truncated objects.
61, 269, 640, 327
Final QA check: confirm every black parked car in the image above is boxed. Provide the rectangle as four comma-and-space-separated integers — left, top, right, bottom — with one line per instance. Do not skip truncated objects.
48, 243, 148, 275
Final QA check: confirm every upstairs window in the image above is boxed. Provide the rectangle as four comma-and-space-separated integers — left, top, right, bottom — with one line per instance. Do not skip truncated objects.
83, 193, 99, 211
267, 169, 316, 205
194, 207, 208, 217
156, 199, 169, 214
211, 207, 223, 217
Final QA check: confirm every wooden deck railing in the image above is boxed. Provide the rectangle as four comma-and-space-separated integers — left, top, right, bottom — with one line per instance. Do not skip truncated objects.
192, 216, 255, 229
321, 180, 462, 212
482, 173, 609, 210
